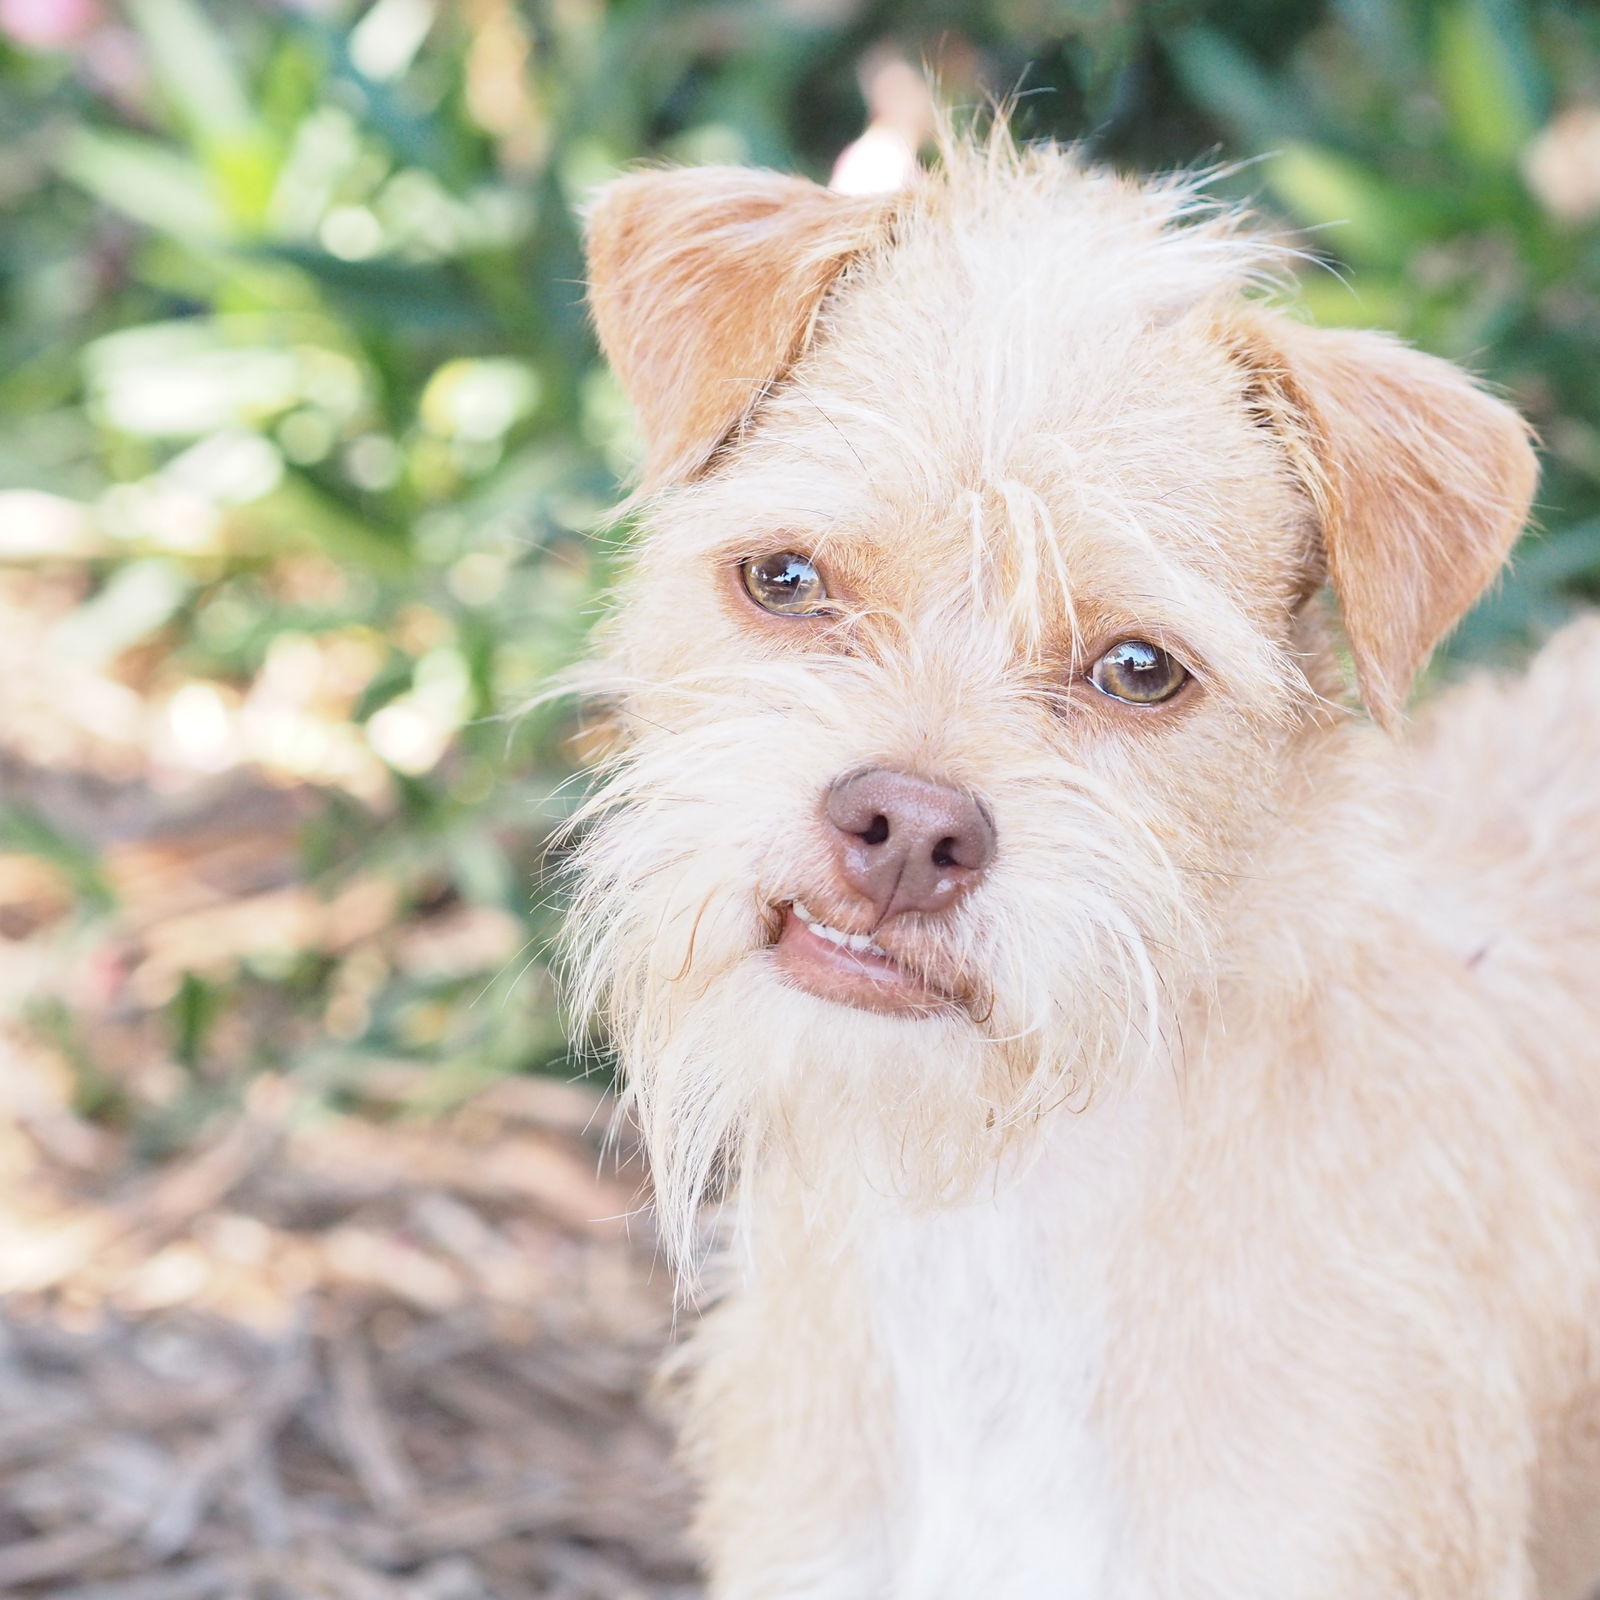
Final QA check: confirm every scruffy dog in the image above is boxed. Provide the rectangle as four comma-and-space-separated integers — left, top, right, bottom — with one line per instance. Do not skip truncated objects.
567, 132, 1600, 1598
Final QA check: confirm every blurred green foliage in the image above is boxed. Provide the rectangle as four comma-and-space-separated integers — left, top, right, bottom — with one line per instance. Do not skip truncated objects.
0, 0, 1597, 1114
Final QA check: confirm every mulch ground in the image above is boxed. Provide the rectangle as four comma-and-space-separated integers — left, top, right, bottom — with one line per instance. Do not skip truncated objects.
0, 1071, 697, 1599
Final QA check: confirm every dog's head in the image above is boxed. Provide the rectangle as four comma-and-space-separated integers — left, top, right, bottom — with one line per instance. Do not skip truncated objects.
569, 139, 1536, 1253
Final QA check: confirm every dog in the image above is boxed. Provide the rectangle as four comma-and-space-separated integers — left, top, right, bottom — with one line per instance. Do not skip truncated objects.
565, 129, 1600, 1598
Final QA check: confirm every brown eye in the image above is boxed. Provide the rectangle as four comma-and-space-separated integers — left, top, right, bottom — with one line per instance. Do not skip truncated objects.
1089, 639, 1189, 706
741, 552, 829, 616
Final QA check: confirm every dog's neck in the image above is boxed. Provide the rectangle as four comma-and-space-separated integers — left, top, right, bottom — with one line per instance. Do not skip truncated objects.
719, 1033, 1172, 1590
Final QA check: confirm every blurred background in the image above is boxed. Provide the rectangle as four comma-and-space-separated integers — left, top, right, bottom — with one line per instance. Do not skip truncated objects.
0, 0, 1597, 1595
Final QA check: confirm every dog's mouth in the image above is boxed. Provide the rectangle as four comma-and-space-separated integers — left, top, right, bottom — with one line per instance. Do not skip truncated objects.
770, 899, 962, 1016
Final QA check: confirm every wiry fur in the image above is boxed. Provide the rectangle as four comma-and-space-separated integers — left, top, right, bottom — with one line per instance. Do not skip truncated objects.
567, 132, 1600, 1598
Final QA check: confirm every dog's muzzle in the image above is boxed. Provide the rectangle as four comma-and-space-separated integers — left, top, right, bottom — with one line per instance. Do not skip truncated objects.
767, 767, 993, 1016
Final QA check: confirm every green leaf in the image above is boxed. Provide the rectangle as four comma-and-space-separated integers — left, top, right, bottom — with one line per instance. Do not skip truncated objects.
1331, 0, 1423, 83
51, 560, 194, 664
207, 135, 283, 232
57, 129, 225, 240
1265, 143, 1430, 267
169, 971, 222, 1071
125, 0, 255, 145
124, 0, 281, 230
253, 469, 416, 575
1165, 26, 1307, 151
1293, 271, 1409, 332
260, 246, 497, 334
1435, 0, 1542, 173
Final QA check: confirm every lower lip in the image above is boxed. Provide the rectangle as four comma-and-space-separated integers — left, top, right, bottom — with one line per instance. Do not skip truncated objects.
771, 908, 951, 1015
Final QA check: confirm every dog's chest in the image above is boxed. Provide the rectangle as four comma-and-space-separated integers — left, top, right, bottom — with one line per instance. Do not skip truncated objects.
862, 1103, 1154, 1600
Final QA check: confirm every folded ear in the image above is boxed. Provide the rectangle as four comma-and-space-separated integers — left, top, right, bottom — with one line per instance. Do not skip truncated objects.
584, 167, 895, 491
1232, 311, 1538, 726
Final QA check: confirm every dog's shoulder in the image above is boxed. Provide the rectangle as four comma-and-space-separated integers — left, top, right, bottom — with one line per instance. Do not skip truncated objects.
1406, 613, 1600, 944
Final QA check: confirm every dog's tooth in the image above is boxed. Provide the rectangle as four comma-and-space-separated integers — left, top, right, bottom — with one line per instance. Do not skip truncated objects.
791, 900, 888, 957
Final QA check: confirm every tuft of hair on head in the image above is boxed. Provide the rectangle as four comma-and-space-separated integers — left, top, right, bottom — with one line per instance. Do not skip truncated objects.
583, 114, 1293, 501
1228, 310, 1539, 727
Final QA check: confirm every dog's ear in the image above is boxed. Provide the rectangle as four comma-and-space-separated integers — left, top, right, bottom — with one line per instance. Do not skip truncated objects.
1233, 311, 1538, 726
584, 167, 894, 490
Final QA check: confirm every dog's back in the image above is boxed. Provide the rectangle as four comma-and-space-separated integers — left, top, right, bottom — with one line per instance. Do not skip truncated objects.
1406, 617, 1600, 1595
1411, 615, 1600, 1088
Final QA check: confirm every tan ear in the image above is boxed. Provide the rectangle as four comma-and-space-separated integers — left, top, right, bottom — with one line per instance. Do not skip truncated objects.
1235, 312, 1538, 726
584, 167, 894, 490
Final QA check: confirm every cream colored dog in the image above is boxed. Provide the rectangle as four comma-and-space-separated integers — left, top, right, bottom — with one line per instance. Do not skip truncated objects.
567, 131, 1600, 1598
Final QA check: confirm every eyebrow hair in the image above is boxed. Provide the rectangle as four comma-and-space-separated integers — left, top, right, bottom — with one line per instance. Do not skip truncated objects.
656, 461, 1306, 704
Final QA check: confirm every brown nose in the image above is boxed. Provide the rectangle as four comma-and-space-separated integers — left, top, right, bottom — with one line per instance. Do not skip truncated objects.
824, 768, 995, 921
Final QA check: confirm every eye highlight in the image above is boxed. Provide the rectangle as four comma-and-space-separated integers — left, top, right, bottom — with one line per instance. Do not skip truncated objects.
740, 552, 829, 616
1088, 639, 1189, 706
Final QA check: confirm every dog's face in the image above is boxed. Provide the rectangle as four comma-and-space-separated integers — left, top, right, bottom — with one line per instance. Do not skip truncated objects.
570, 142, 1536, 1251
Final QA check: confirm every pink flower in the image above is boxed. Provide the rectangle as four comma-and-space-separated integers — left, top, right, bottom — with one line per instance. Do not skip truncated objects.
0, 0, 104, 50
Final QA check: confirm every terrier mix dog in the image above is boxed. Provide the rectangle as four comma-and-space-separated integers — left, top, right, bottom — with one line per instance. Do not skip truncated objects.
568, 132, 1600, 1598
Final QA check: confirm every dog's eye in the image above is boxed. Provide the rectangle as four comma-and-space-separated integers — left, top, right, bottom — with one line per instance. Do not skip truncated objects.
741, 552, 829, 616
1089, 640, 1189, 706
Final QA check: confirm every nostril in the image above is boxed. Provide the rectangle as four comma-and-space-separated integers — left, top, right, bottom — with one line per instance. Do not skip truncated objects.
931, 837, 958, 869
860, 813, 890, 846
